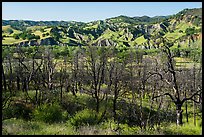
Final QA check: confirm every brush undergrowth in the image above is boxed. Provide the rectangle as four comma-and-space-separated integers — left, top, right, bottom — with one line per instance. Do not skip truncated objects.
2, 92, 202, 135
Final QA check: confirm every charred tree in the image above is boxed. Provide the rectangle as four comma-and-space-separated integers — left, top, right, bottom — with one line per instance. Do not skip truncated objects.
151, 40, 202, 126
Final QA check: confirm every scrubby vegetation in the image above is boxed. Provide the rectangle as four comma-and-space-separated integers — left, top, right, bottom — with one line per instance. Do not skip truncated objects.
2, 91, 202, 135
2, 43, 202, 135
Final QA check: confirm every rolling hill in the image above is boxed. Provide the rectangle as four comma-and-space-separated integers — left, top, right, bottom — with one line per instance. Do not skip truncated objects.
2, 8, 202, 49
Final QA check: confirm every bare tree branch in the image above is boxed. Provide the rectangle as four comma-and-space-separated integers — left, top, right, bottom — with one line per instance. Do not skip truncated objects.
189, 98, 200, 104
147, 72, 172, 85
18, 58, 29, 71
152, 92, 176, 103
182, 88, 202, 104
2, 95, 12, 109
145, 72, 163, 82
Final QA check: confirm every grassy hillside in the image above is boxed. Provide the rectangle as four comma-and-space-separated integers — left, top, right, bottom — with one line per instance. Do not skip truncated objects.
2, 8, 202, 50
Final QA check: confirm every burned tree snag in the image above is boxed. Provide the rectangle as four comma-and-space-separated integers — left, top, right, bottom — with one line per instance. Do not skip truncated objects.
151, 39, 202, 126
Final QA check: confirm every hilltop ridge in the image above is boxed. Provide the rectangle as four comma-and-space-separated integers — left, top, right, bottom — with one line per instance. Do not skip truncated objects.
2, 8, 202, 49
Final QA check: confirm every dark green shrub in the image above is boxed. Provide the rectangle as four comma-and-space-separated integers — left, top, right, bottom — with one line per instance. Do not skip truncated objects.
179, 30, 183, 33
34, 35, 40, 39
13, 34, 20, 39
61, 95, 85, 115
32, 102, 63, 123
7, 28, 14, 34
3, 101, 33, 120
69, 109, 99, 127
185, 27, 195, 36
40, 28, 44, 32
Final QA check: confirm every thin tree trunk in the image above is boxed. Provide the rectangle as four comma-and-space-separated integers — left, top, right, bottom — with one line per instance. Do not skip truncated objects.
16, 75, 20, 90
35, 88, 38, 106
38, 90, 42, 106
193, 96, 196, 126
96, 96, 100, 113
71, 83, 77, 96
113, 97, 117, 122
193, 62, 196, 126
8, 56, 13, 93
60, 85, 63, 104
113, 84, 118, 122
185, 92, 188, 123
140, 91, 144, 130
59, 68, 63, 104
2, 64, 7, 90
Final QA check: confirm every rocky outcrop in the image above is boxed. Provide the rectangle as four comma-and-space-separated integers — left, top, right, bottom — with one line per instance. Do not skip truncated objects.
93, 39, 117, 46
74, 32, 85, 42
136, 23, 162, 35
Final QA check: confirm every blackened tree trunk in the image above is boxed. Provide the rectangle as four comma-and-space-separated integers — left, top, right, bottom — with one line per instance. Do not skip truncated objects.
113, 81, 120, 122
176, 103, 183, 125
35, 88, 38, 105
16, 58, 21, 91
59, 68, 64, 104
113, 96, 117, 122
96, 93, 100, 113
60, 84, 63, 103
8, 56, 13, 94
151, 39, 202, 126
2, 64, 7, 90
16, 75, 20, 90
71, 83, 77, 97
185, 92, 188, 123
193, 96, 196, 126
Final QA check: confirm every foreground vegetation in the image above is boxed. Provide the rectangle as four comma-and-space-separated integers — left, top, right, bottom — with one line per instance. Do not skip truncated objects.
2, 91, 202, 135
2, 42, 202, 135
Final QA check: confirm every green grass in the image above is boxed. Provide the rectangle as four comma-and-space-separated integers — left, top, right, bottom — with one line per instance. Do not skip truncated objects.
92, 29, 120, 44
119, 33, 133, 42
2, 25, 12, 31
32, 30, 43, 38
2, 37, 27, 45
95, 28, 130, 43
60, 36, 81, 44
101, 29, 119, 39
161, 119, 202, 135
32, 27, 52, 39
40, 36, 52, 39
134, 35, 147, 45
3, 116, 201, 135
2, 118, 76, 135
26, 26, 45, 31
163, 32, 185, 41
2, 25, 52, 45
174, 57, 193, 62
174, 57, 201, 69
176, 22, 191, 32
84, 24, 99, 30
44, 27, 52, 34
2, 25, 22, 36
2, 90, 202, 135
2, 25, 53, 45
